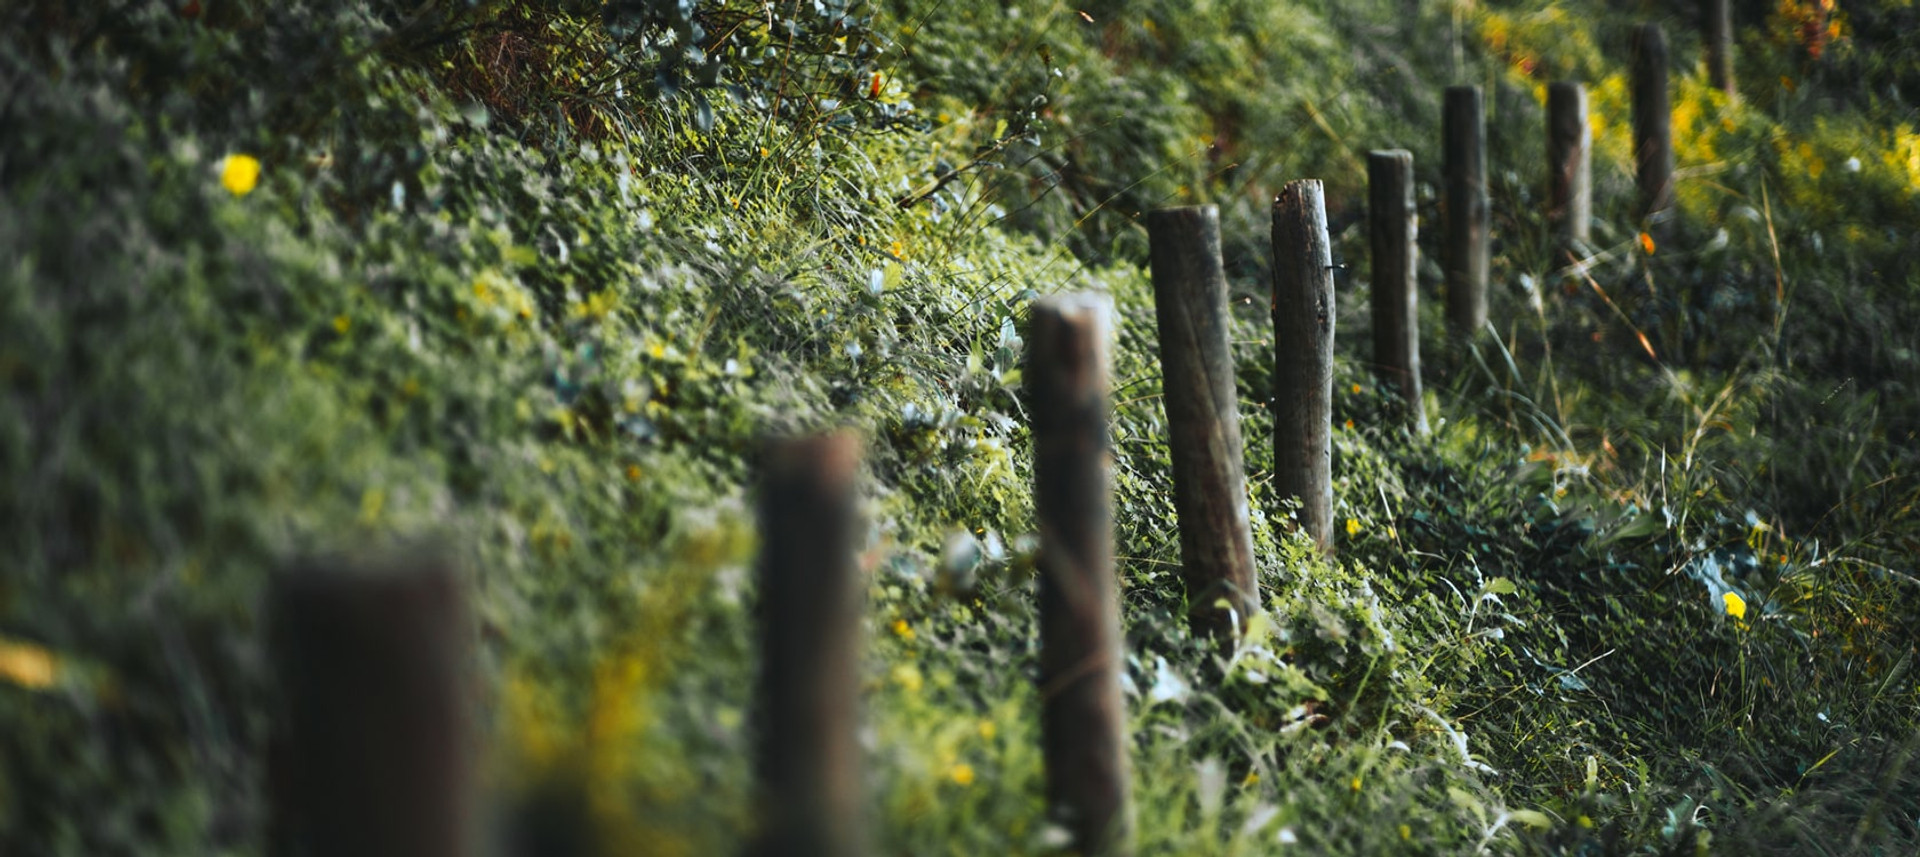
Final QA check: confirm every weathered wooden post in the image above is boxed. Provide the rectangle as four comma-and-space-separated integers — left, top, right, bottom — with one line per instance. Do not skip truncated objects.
1146, 206, 1261, 642
1705, 0, 1736, 102
1271, 180, 1336, 553
1632, 23, 1675, 221
1366, 151, 1429, 435
270, 557, 475, 857
753, 431, 867, 857
1443, 85, 1489, 335
1547, 82, 1592, 246
1030, 294, 1133, 856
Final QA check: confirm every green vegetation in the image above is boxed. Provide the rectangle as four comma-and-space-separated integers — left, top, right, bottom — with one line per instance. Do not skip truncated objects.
2, 0, 1917, 853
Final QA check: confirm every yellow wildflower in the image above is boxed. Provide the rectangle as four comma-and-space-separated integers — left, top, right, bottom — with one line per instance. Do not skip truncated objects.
1346, 518, 1362, 537
332, 314, 351, 334
891, 618, 916, 641
0, 638, 58, 690
221, 154, 261, 196
949, 763, 975, 786
1723, 591, 1747, 621
977, 720, 997, 741
625, 464, 642, 482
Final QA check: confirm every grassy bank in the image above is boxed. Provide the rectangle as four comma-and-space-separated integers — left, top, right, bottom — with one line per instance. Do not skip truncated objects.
2, 1, 1916, 854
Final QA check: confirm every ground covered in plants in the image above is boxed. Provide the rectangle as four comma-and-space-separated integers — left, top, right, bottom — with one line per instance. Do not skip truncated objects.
3, 0, 1918, 854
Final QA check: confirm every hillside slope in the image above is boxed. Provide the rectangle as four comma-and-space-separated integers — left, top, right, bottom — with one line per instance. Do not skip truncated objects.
2, 1, 1917, 854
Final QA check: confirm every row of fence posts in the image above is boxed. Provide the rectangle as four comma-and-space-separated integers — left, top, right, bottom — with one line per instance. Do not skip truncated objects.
1442, 20, 1691, 334
266, 17, 1714, 857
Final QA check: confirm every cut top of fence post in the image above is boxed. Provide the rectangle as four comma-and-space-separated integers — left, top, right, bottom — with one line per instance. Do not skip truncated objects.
1028, 293, 1133, 857
1145, 205, 1261, 643
270, 555, 475, 857
753, 429, 867, 857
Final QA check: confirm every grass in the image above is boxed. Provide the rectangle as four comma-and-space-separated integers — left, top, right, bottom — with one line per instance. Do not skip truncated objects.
2, 0, 1918, 854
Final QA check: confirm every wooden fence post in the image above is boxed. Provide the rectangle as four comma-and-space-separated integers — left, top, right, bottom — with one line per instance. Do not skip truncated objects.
1547, 82, 1592, 246
1366, 151, 1429, 435
1271, 180, 1336, 553
1030, 294, 1133, 857
1443, 85, 1489, 335
270, 556, 474, 857
1146, 206, 1261, 643
1705, 0, 1736, 102
753, 431, 866, 857
1632, 23, 1675, 221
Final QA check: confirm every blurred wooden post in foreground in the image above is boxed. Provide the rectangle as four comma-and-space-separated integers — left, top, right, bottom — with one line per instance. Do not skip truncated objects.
1443, 84, 1489, 336
1030, 294, 1133, 856
270, 557, 474, 857
1632, 24, 1675, 221
1146, 206, 1261, 644
753, 431, 867, 857
1705, 0, 1736, 103
1547, 82, 1592, 246
1366, 150, 1429, 435
1271, 180, 1336, 553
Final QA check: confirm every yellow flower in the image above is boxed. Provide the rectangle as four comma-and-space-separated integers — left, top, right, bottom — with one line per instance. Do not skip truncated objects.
625, 464, 642, 482
1399, 824, 1411, 840
891, 618, 916, 641
1351, 383, 1363, 394
1350, 776, 1362, 793
1723, 591, 1747, 621
221, 154, 261, 197
0, 638, 58, 690
332, 314, 351, 334
1242, 771, 1260, 786
1345, 518, 1361, 537
977, 719, 997, 741
948, 763, 975, 786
